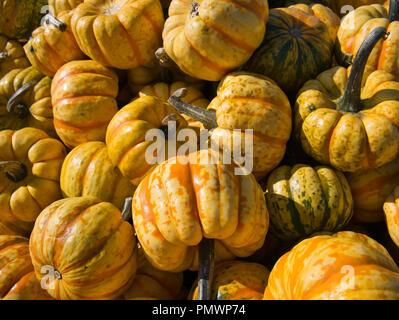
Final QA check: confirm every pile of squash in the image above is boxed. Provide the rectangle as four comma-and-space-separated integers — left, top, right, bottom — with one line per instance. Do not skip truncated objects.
2, 0, 399, 301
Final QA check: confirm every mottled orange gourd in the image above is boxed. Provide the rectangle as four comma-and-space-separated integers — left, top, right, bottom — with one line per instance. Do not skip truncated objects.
48, 0, 84, 16
0, 235, 53, 300
383, 185, 399, 248
24, 10, 86, 77
132, 148, 269, 272
264, 231, 399, 299
346, 156, 399, 223
163, 0, 269, 81
0, 127, 66, 236
51, 60, 119, 148
29, 196, 137, 300
0, 36, 30, 80
60, 141, 136, 210
71, 0, 165, 70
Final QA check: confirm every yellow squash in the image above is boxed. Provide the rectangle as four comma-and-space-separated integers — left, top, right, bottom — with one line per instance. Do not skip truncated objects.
0, 36, 30, 80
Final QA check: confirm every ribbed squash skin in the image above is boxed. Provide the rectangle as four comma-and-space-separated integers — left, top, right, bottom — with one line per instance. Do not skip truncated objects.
0, 0, 48, 39
48, 0, 84, 16
0, 235, 53, 300
163, 0, 269, 81
0, 66, 55, 137
295, 67, 399, 172
0, 36, 30, 80
346, 156, 399, 223
337, 4, 399, 79
264, 231, 399, 300
60, 141, 135, 210
106, 95, 188, 186
139, 81, 209, 128
51, 60, 119, 148
29, 196, 137, 300
132, 149, 269, 272
207, 72, 292, 180
24, 10, 85, 77
122, 248, 184, 300
246, 4, 339, 96
265, 164, 353, 241
0, 128, 66, 236
71, 0, 164, 70
383, 186, 399, 249
190, 260, 269, 300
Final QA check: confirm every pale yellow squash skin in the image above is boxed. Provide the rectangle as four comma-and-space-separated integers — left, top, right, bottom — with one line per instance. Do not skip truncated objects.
106, 95, 188, 186
208, 72, 292, 180
48, 0, 84, 16
139, 81, 209, 128
0, 235, 53, 300
122, 248, 184, 300
337, 4, 399, 79
295, 67, 399, 172
0, 36, 30, 80
0, 128, 66, 236
29, 197, 137, 300
266, 164, 353, 241
51, 60, 119, 148
132, 149, 269, 272
60, 141, 135, 210
190, 260, 269, 300
383, 185, 399, 248
264, 231, 399, 300
346, 156, 399, 223
163, 0, 269, 81
71, 0, 164, 70
24, 10, 86, 77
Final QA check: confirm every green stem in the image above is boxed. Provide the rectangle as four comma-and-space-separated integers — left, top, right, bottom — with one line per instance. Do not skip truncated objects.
168, 88, 218, 129
337, 27, 388, 113
389, 0, 399, 22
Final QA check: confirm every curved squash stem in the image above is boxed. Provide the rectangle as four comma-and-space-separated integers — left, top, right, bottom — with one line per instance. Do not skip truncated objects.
0, 52, 9, 62
168, 88, 218, 129
121, 197, 133, 222
42, 13, 67, 31
389, 0, 399, 22
6, 80, 38, 118
198, 238, 214, 300
0, 161, 27, 183
337, 27, 388, 113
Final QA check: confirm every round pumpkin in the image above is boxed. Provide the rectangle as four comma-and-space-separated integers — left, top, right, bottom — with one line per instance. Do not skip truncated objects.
162, 0, 269, 81
0, 0, 48, 39
0, 36, 30, 80
264, 231, 399, 299
48, 0, 84, 16
346, 156, 399, 223
245, 3, 340, 96
295, 27, 399, 172
168, 72, 292, 180
122, 248, 184, 300
60, 141, 135, 210
0, 66, 55, 137
132, 148, 269, 272
0, 235, 53, 300
383, 185, 399, 248
106, 95, 188, 186
139, 81, 209, 129
190, 260, 269, 300
265, 164, 353, 241
337, 1, 399, 72
29, 196, 137, 300
0, 127, 66, 236
70, 0, 164, 70
127, 62, 160, 96
51, 60, 119, 148
24, 10, 86, 77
